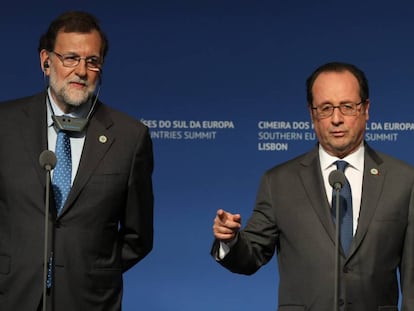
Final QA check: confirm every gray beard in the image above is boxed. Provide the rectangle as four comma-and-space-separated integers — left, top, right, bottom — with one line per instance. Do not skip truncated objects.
51, 84, 95, 113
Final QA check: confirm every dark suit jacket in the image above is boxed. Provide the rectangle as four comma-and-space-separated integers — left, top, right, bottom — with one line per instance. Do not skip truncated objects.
0, 92, 154, 311
212, 144, 414, 311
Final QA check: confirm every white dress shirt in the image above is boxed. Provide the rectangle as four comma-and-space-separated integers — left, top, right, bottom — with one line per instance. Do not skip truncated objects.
46, 88, 90, 184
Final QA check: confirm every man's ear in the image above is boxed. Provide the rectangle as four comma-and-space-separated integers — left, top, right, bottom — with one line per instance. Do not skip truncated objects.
40, 49, 50, 75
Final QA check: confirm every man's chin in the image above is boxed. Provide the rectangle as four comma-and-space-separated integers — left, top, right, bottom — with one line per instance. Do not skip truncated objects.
65, 94, 92, 108
65, 89, 93, 106
324, 141, 349, 156
63, 97, 90, 112
66, 101, 84, 108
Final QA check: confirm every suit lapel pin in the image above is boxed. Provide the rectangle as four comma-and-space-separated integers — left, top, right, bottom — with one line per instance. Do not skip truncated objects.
370, 168, 379, 176
99, 135, 107, 144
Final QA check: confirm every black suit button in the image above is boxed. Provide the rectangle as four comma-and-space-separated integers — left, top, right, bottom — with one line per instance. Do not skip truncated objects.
338, 299, 344, 306
343, 266, 349, 273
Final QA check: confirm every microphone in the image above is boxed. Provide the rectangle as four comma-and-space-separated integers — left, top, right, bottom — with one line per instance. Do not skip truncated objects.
39, 150, 56, 311
39, 150, 57, 171
329, 169, 346, 190
328, 169, 346, 311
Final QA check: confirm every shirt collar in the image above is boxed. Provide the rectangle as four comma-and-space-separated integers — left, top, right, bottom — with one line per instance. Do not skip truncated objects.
319, 142, 365, 172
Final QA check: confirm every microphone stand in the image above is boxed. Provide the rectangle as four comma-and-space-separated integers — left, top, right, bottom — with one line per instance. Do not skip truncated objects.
333, 186, 340, 311
42, 165, 52, 311
39, 150, 56, 311
329, 169, 346, 311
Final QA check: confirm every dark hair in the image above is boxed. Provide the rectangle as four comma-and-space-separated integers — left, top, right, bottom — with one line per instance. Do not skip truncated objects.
306, 62, 369, 106
38, 11, 109, 59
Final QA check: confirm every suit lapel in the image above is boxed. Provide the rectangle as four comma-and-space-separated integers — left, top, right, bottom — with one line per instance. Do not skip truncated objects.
348, 145, 384, 257
295, 144, 386, 258
299, 147, 337, 243
20, 93, 49, 190
60, 104, 114, 216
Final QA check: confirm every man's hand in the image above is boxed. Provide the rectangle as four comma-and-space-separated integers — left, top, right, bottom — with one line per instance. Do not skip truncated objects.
213, 209, 241, 241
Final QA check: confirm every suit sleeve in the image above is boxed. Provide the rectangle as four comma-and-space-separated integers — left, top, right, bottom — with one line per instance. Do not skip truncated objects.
212, 172, 279, 275
400, 184, 414, 309
121, 126, 154, 272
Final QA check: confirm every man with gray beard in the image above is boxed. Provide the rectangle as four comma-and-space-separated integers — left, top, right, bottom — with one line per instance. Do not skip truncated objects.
0, 11, 154, 311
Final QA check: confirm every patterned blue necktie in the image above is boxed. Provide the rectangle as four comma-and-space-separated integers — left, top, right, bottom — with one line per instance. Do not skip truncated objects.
52, 130, 72, 215
332, 160, 353, 256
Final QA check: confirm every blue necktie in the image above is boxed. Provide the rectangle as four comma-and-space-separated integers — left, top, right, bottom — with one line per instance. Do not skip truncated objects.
332, 160, 353, 256
52, 130, 72, 215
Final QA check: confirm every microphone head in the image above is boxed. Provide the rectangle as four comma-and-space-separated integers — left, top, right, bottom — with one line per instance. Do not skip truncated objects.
329, 169, 346, 190
39, 150, 57, 171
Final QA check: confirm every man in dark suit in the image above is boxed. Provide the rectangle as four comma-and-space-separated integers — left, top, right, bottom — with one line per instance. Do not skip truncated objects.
211, 62, 414, 310
0, 11, 154, 311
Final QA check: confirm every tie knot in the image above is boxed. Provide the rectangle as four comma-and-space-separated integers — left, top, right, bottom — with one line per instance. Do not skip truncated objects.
335, 160, 349, 172
57, 129, 68, 135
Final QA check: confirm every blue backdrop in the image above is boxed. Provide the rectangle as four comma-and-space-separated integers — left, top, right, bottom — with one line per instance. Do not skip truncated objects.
1, 1, 414, 310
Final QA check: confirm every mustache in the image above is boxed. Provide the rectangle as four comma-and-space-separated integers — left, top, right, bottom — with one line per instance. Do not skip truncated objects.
68, 79, 89, 87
